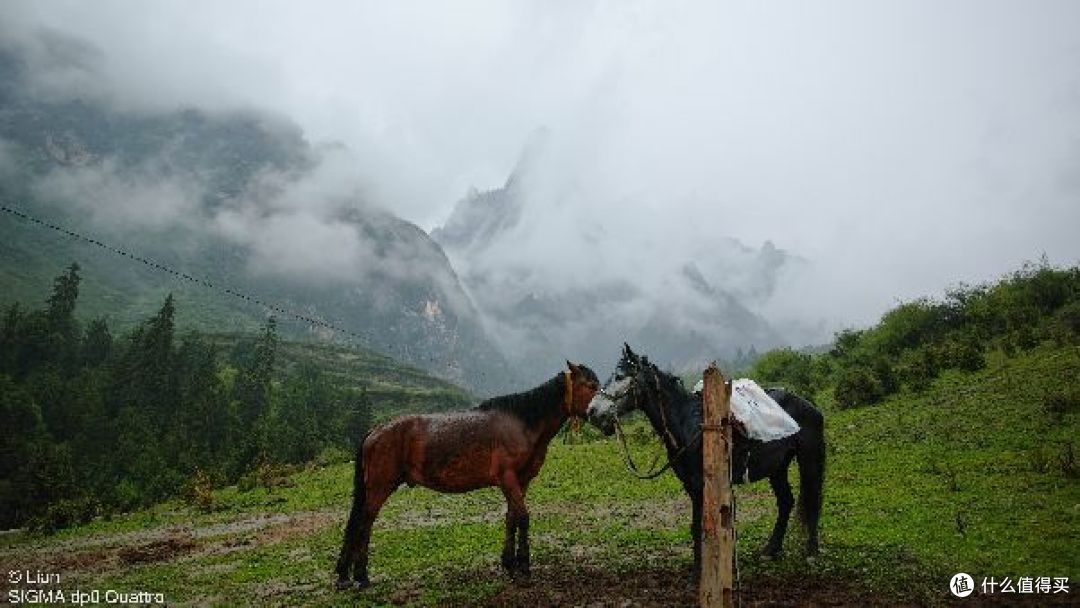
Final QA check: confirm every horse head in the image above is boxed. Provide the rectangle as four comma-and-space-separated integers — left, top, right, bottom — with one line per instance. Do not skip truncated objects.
587, 343, 649, 435
565, 360, 601, 419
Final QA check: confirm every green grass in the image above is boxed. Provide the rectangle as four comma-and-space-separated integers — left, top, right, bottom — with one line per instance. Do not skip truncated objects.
1, 345, 1076, 605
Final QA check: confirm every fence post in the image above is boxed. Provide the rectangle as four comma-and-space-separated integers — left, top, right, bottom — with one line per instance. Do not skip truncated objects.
699, 363, 734, 608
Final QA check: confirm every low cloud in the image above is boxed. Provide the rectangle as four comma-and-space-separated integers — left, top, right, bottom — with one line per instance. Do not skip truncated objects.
33, 160, 203, 232
215, 209, 373, 284
3, 1, 1079, 357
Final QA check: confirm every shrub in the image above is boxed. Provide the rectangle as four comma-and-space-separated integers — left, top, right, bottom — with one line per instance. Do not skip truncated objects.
183, 469, 214, 513
111, 478, 142, 513
871, 300, 950, 355
237, 472, 258, 493
750, 348, 815, 396
314, 445, 352, 467
941, 334, 986, 372
28, 497, 98, 533
1041, 385, 1080, 423
834, 365, 885, 409
1059, 442, 1078, 479
1048, 300, 1080, 345
896, 347, 939, 393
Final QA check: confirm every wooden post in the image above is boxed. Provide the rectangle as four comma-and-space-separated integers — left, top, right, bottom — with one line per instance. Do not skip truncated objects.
699, 363, 734, 608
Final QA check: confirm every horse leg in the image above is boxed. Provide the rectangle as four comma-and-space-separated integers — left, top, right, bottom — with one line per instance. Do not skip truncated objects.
351, 486, 393, 588
516, 509, 531, 576
763, 470, 794, 559
501, 507, 517, 572
796, 434, 826, 558
500, 474, 530, 576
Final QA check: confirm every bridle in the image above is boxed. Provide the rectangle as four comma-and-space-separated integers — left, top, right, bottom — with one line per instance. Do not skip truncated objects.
563, 370, 598, 433
562, 370, 575, 417
601, 366, 703, 480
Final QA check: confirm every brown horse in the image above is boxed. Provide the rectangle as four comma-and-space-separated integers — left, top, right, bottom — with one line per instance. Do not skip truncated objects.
334, 361, 600, 590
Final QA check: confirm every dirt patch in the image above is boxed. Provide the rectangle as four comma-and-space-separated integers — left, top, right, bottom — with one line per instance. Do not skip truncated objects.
474, 565, 906, 607
118, 535, 197, 564
0, 510, 342, 577
473, 568, 1076, 607
484, 564, 695, 607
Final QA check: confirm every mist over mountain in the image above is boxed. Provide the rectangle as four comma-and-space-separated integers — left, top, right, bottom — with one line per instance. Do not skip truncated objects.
433, 134, 800, 381
0, 39, 516, 395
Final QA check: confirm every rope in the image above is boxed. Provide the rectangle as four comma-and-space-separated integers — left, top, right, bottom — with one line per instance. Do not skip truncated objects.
610, 379, 703, 480
613, 415, 669, 479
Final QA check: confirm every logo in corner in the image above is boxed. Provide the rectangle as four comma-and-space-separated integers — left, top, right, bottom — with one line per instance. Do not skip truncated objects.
950, 572, 975, 598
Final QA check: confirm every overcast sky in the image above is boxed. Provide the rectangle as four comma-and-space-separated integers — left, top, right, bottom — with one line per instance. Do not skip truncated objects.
4, 0, 1079, 335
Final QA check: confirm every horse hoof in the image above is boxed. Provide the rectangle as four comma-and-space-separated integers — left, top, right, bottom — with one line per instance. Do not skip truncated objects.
761, 549, 783, 561
354, 578, 371, 590
509, 559, 531, 579
334, 578, 353, 591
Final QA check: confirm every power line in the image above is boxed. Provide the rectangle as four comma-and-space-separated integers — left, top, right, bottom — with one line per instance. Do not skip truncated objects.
0, 203, 420, 362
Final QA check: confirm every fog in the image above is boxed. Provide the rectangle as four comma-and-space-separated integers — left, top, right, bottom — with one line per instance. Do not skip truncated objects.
3, 0, 1079, 345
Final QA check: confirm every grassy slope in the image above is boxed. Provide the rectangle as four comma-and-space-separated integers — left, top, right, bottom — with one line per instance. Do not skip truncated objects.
205, 335, 474, 419
739, 343, 1080, 602
0, 345, 1076, 605
0, 218, 265, 336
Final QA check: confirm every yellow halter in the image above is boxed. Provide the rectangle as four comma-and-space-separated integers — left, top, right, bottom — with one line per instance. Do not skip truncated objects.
563, 370, 581, 432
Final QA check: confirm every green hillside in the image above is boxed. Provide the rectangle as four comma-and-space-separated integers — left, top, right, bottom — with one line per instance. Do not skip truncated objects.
0, 218, 268, 336
209, 334, 474, 421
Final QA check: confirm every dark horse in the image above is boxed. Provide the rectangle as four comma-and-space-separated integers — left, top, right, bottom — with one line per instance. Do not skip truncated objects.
586, 344, 825, 581
335, 362, 600, 590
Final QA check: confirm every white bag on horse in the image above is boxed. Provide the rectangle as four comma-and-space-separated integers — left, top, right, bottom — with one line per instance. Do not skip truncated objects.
692, 378, 801, 442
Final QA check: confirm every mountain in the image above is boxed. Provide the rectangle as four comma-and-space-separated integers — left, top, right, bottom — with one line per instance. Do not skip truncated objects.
0, 42, 516, 395
432, 140, 792, 383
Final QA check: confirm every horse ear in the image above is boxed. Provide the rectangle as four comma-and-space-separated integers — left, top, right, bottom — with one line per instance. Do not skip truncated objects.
566, 360, 578, 373
623, 342, 633, 357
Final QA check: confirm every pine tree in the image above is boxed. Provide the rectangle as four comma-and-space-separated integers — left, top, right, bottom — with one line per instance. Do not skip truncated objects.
176, 334, 227, 472
231, 317, 277, 469
81, 318, 113, 367
45, 263, 80, 337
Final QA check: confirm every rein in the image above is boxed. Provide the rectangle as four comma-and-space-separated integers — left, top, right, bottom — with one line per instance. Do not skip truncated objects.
609, 372, 703, 480
613, 415, 702, 480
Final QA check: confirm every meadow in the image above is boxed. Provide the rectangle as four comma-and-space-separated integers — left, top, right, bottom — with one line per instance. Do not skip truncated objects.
1, 344, 1076, 606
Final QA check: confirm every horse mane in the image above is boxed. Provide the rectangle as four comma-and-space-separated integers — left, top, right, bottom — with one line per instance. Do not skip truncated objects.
640, 359, 687, 396
476, 373, 564, 430
642, 360, 701, 418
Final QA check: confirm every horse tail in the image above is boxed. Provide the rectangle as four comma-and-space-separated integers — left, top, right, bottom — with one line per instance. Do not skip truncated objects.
336, 431, 371, 581
795, 407, 825, 534
348, 431, 370, 527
